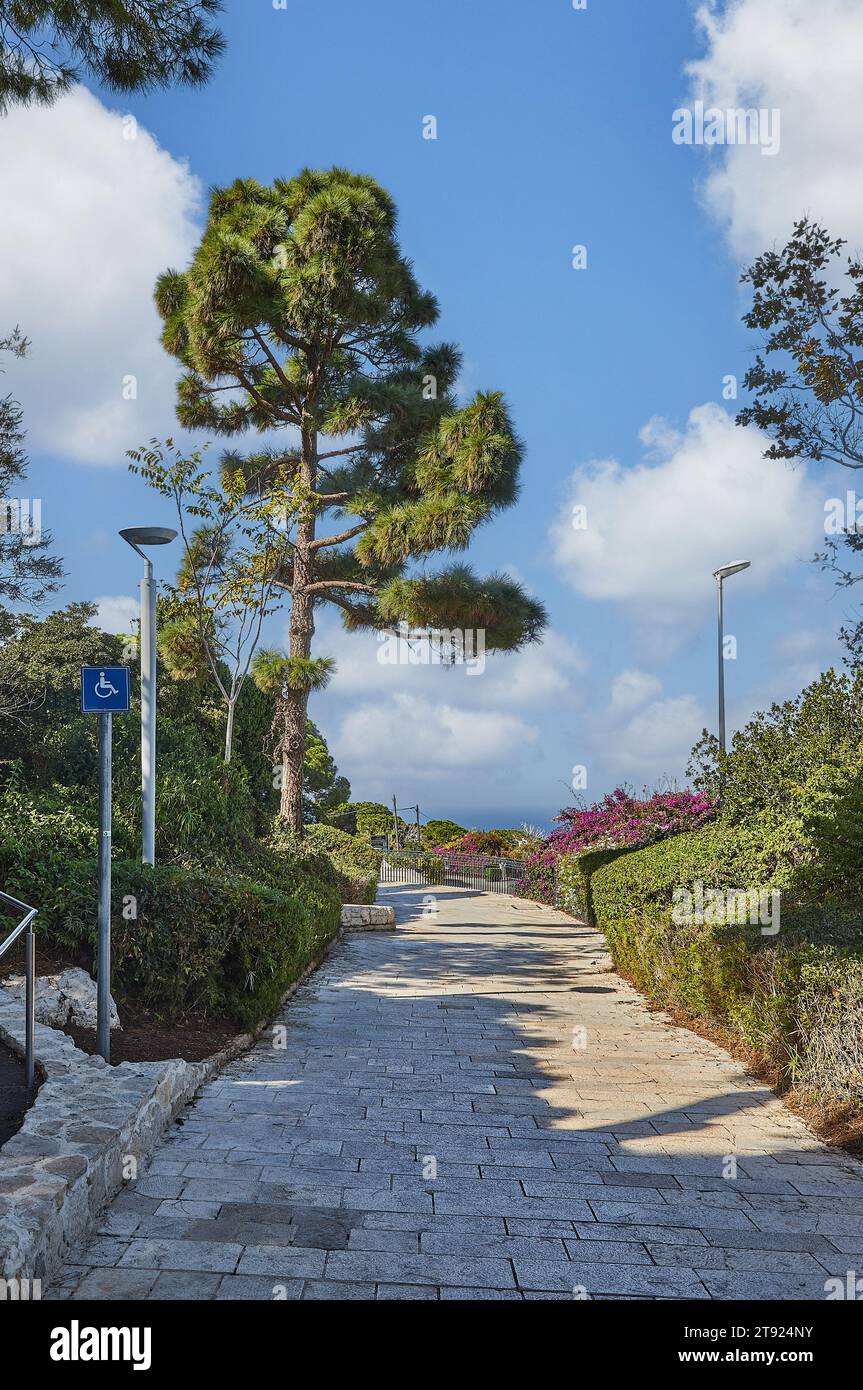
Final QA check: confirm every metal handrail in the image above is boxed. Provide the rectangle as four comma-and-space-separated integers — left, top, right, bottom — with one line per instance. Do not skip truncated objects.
0, 890, 37, 1088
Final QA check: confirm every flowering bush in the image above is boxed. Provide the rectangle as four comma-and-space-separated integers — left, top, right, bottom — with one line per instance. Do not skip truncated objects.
515, 788, 717, 905
433, 829, 523, 860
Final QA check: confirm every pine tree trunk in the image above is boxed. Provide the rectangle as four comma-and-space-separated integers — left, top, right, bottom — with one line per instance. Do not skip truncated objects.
279, 420, 317, 832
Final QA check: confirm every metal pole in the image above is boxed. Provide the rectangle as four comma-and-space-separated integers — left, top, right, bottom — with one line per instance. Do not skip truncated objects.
717, 575, 726, 756
25, 924, 34, 1090
140, 556, 156, 865
97, 711, 112, 1063
391, 795, 400, 851
415, 805, 421, 847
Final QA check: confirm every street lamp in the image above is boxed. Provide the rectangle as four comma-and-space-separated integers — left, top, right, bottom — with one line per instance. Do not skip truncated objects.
119, 526, 177, 865
713, 560, 751, 756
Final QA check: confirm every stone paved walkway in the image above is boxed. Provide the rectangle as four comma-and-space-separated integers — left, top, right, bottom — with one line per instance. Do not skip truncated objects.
47, 885, 863, 1301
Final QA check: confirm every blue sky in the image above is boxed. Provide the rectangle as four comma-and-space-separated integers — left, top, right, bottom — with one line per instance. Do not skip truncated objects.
3, 0, 860, 828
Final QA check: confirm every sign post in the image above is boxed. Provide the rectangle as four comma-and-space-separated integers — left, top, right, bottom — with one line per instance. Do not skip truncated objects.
80, 667, 131, 1062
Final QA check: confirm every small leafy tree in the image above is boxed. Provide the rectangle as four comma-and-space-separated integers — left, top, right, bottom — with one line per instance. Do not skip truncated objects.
0, 0, 224, 112
129, 438, 300, 763
737, 217, 863, 659
1, 327, 63, 678
155, 169, 547, 830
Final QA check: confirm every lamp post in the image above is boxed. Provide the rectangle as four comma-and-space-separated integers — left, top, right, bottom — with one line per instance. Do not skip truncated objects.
119, 526, 177, 865
712, 560, 751, 756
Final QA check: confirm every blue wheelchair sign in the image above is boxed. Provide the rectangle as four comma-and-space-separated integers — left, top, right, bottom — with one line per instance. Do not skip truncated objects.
80, 666, 131, 714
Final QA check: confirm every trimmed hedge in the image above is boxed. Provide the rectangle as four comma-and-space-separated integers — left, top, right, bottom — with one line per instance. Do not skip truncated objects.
56, 859, 342, 1030
556, 845, 636, 923
1, 788, 379, 1030
585, 825, 863, 1103
588, 821, 788, 933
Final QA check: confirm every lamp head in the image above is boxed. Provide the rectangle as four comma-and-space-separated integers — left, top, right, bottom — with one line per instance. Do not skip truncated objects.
119, 526, 177, 561
119, 527, 177, 548
713, 560, 751, 581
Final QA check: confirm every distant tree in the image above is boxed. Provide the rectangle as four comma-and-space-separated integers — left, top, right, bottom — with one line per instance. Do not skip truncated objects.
302, 721, 350, 822
154, 169, 546, 830
328, 800, 402, 840
422, 818, 466, 848
1, 327, 63, 708
737, 218, 863, 661
0, 0, 224, 112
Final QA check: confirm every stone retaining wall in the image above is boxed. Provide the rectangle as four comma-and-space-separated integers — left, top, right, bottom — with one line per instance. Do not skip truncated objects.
0, 904, 397, 1284
0, 998, 250, 1284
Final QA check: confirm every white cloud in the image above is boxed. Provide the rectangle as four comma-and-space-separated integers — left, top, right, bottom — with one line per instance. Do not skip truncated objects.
304, 613, 587, 709
333, 693, 538, 786
772, 627, 839, 690
550, 402, 819, 619
611, 694, 708, 780
91, 595, 139, 635
610, 669, 662, 715
0, 88, 201, 463
685, 0, 863, 259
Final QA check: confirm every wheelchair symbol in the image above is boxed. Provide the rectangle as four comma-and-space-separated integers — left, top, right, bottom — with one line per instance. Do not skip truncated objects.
94, 671, 119, 699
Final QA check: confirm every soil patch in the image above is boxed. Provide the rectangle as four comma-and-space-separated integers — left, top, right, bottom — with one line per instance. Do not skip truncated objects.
64, 1000, 237, 1064
0, 1040, 36, 1146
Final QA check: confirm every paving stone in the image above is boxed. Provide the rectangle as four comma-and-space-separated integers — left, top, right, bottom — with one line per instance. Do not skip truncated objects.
149, 1270, 222, 1299
646, 1243, 826, 1274
236, 1245, 328, 1278
71, 1267, 160, 1300
42, 883, 863, 1303
326, 1250, 517, 1288
376, 1283, 439, 1300
118, 1238, 243, 1274
302, 1280, 376, 1299
563, 1238, 654, 1264
514, 1260, 710, 1299
696, 1270, 833, 1300
216, 1275, 303, 1300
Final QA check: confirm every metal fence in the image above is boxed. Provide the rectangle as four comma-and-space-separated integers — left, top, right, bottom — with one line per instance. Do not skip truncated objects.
380, 851, 526, 895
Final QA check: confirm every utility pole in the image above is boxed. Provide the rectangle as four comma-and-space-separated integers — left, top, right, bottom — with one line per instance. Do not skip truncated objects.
391, 794, 401, 851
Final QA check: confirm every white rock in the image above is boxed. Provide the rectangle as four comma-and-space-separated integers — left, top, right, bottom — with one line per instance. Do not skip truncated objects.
1, 968, 121, 1031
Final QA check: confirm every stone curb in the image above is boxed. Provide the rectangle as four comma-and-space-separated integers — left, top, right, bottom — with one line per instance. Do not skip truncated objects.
0, 907, 394, 1284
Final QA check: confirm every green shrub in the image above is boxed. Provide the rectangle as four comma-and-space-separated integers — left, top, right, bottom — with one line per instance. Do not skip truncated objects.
0, 778, 98, 934
57, 858, 341, 1029
304, 823, 381, 903
556, 845, 637, 922
269, 823, 381, 904
588, 823, 863, 1103
589, 820, 790, 936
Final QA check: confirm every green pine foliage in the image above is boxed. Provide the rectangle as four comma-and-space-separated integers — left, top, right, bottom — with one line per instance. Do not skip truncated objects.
0, 1, 224, 112
153, 169, 546, 827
